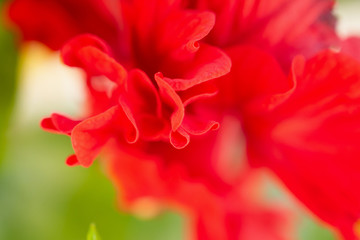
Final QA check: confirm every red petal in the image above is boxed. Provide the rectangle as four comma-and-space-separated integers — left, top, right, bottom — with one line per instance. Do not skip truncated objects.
195, 0, 338, 69
71, 106, 139, 167
65, 154, 80, 167
214, 45, 289, 111
122, 0, 185, 58
155, 73, 185, 131
7, 0, 119, 50
61, 34, 127, 85
41, 113, 80, 135
121, 69, 162, 122
105, 138, 293, 240
71, 107, 117, 167
248, 51, 360, 237
162, 44, 231, 91
262, 55, 305, 110
157, 11, 215, 55
342, 37, 360, 62
117, 98, 140, 144
182, 115, 219, 136
179, 81, 218, 106
118, 69, 167, 140
169, 128, 190, 149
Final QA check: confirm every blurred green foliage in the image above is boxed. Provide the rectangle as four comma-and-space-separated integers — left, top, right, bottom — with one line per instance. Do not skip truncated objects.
0, 126, 184, 240
0, 0, 17, 165
299, 217, 336, 240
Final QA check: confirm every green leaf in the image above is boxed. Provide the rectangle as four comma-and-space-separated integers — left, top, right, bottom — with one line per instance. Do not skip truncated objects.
87, 223, 102, 240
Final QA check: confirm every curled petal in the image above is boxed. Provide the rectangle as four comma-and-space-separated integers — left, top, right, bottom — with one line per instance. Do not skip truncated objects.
162, 44, 232, 91
121, 69, 162, 122
41, 113, 80, 135
264, 55, 305, 110
61, 34, 127, 85
182, 115, 219, 136
158, 11, 215, 55
170, 128, 190, 149
179, 81, 218, 106
117, 100, 140, 144
71, 107, 118, 167
155, 73, 185, 132
71, 106, 139, 167
115, 69, 166, 140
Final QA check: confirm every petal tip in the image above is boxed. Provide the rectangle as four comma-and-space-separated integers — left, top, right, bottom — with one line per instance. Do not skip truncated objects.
65, 154, 80, 167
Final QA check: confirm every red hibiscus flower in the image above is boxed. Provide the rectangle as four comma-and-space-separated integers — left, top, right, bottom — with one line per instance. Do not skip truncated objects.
7, 0, 360, 239
35, 1, 293, 238
41, 5, 231, 163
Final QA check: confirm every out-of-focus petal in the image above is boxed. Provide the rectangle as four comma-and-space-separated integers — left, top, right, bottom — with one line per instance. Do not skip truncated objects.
247, 51, 360, 238
6, 0, 119, 50
157, 11, 215, 55
342, 37, 360, 62
193, 0, 338, 69
213, 45, 289, 112
106, 136, 293, 240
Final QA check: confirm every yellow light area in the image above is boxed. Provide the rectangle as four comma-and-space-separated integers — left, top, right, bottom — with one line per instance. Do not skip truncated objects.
12, 43, 85, 127
354, 220, 360, 238
130, 197, 162, 220
335, 1, 360, 37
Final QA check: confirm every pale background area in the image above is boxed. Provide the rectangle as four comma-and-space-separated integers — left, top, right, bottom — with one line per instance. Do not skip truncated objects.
335, 0, 360, 37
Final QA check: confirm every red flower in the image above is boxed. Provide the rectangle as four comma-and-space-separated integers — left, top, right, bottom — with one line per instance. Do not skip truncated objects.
36, 1, 293, 238
38, 0, 232, 162
8, 0, 360, 239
